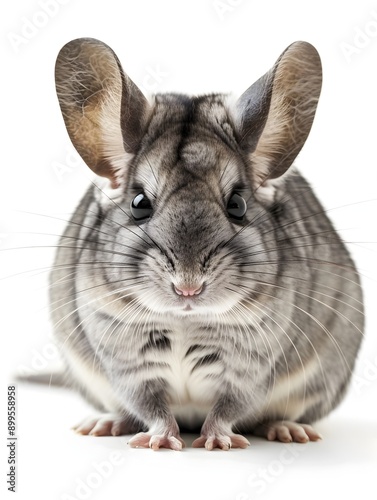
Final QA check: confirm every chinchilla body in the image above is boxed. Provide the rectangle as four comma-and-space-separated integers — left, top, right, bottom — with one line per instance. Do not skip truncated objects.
50, 38, 363, 448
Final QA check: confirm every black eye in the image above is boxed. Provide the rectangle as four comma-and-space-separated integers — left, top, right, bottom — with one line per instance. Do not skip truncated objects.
227, 192, 247, 220
130, 193, 153, 221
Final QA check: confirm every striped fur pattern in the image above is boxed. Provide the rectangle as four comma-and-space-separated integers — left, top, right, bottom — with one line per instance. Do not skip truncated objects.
50, 39, 364, 449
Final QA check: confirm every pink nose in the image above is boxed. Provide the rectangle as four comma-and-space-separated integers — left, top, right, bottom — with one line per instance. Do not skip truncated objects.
174, 284, 203, 297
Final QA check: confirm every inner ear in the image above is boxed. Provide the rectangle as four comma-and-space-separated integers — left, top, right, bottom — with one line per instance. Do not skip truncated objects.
55, 38, 150, 187
235, 41, 322, 189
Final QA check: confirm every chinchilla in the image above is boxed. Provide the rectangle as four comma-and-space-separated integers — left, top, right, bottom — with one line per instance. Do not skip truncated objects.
49, 38, 363, 450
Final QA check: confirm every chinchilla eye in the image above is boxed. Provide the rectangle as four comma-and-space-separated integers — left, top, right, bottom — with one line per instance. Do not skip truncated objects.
227, 192, 247, 220
130, 193, 153, 221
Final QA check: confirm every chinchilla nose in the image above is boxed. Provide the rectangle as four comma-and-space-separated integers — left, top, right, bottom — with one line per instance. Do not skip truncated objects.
174, 283, 204, 297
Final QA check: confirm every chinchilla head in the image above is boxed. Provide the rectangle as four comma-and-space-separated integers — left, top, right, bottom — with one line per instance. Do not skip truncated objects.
55, 38, 322, 318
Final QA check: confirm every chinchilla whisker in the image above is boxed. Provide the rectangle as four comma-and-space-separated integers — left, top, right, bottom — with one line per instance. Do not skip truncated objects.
228, 302, 279, 396
227, 194, 376, 250
0, 243, 144, 266
243, 239, 374, 260
0, 242, 150, 272
1, 226, 152, 259
219, 158, 232, 185
1, 261, 140, 288
15, 205, 155, 258
232, 278, 354, 392
50, 280, 147, 321
258, 205, 376, 246
224, 229, 373, 260
234, 270, 364, 309
12, 208, 153, 252
235, 296, 332, 410
48, 273, 144, 299
77, 275, 150, 294
310, 265, 371, 290
234, 258, 362, 292
50, 276, 151, 312
47, 261, 140, 279
93, 297, 145, 372
105, 295, 161, 374
227, 291, 313, 415
112, 296, 157, 355
233, 273, 365, 322
143, 152, 159, 193
238, 255, 364, 282
241, 285, 358, 379
96, 289, 151, 353
84, 205, 157, 252
57, 284, 149, 355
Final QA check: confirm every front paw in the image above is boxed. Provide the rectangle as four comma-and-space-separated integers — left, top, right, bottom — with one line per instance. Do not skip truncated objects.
128, 431, 185, 451
192, 433, 250, 450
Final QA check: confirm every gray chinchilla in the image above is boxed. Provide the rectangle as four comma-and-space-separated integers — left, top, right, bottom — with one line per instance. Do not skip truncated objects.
50, 38, 364, 450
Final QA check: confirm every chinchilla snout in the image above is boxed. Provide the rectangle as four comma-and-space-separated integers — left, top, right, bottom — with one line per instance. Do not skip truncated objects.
145, 181, 238, 312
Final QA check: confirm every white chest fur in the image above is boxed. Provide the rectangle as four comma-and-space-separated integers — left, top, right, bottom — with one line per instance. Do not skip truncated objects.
165, 341, 218, 427
142, 328, 223, 428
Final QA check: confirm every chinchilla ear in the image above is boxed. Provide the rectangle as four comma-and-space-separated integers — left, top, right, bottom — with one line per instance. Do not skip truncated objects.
235, 41, 322, 191
55, 38, 150, 188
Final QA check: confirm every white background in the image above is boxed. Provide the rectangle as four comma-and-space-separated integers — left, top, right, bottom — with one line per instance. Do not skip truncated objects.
1, 0, 377, 499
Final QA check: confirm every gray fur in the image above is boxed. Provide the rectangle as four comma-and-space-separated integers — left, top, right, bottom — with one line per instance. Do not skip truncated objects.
50, 38, 364, 446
